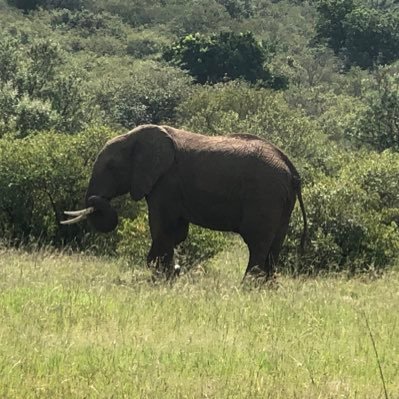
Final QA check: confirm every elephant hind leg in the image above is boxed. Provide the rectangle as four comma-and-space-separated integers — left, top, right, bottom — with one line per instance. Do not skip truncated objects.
264, 224, 289, 276
265, 203, 295, 275
240, 207, 282, 280
243, 233, 275, 280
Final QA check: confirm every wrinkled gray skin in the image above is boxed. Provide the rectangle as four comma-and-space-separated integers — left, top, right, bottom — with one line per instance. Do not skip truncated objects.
84, 124, 307, 280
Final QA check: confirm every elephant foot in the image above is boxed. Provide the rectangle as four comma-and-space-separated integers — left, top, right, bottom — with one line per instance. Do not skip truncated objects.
173, 263, 181, 277
243, 266, 278, 288
164, 263, 181, 280
149, 260, 181, 282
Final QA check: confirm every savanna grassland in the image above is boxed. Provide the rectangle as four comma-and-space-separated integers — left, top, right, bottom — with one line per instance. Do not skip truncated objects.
1, 246, 398, 398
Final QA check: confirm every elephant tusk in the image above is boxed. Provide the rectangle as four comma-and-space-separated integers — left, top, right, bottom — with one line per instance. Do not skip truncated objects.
64, 207, 95, 217
60, 214, 86, 225
60, 207, 95, 225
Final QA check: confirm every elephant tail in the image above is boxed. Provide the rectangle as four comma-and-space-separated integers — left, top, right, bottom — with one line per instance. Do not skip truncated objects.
294, 178, 307, 254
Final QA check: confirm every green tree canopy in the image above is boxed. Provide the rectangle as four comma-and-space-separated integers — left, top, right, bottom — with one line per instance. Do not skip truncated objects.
315, 0, 399, 68
7, 0, 84, 11
0, 33, 94, 136
163, 31, 287, 89
350, 69, 399, 151
315, 0, 355, 54
343, 7, 399, 68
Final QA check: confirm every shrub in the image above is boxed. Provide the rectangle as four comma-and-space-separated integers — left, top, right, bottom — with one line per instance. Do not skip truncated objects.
0, 33, 96, 135
314, 0, 355, 54
343, 7, 399, 68
285, 87, 366, 145
14, 96, 60, 137
217, 0, 254, 19
126, 30, 169, 59
7, 0, 84, 11
163, 31, 286, 89
116, 211, 150, 265
315, 0, 399, 68
282, 150, 399, 274
0, 34, 19, 83
86, 0, 163, 27
169, 0, 231, 35
349, 68, 399, 151
94, 61, 192, 128
49, 9, 126, 38
0, 126, 114, 245
0, 83, 18, 135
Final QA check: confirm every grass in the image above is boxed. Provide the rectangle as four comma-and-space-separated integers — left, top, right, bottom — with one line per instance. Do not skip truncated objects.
0, 245, 398, 398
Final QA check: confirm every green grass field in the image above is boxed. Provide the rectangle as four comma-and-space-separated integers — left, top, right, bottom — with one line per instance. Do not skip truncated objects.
0, 246, 398, 398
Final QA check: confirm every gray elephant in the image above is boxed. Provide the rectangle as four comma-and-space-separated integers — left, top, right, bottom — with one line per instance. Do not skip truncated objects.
62, 124, 307, 280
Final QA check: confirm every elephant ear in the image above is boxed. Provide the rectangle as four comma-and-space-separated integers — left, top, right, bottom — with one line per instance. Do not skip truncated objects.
130, 126, 175, 201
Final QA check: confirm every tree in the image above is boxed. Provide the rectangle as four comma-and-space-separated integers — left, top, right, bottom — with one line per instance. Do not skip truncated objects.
0, 33, 95, 136
314, 0, 355, 54
163, 31, 287, 89
343, 7, 399, 68
217, 0, 254, 19
350, 68, 399, 151
7, 0, 83, 11
94, 61, 192, 128
314, 0, 399, 68
0, 34, 19, 83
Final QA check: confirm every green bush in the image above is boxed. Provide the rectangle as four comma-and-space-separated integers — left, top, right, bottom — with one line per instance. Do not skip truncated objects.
7, 0, 84, 11
0, 33, 19, 83
217, 0, 254, 19
163, 31, 286, 88
86, 0, 164, 27
14, 96, 60, 137
282, 150, 399, 274
126, 30, 169, 59
349, 67, 399, 151
0, 126, 114, 244
285, 88, 366, 145
0, 33, 96, 135
49, 9, 125, 38
116, 211, 150, 265
172, 0, 231, 35
315, 0, 399, 68
0, 83, 18, 135
94, 61, 192, 128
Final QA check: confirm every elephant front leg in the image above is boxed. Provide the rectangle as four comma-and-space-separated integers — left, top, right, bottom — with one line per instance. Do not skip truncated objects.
146, 205, 185, 279
147, 240, 177, 280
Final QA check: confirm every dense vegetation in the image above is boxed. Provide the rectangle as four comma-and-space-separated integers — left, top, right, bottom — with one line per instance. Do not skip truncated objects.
0, 0, 398, 274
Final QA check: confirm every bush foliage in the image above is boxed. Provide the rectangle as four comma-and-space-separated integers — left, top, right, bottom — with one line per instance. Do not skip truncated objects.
315, 0, 399, 68
163, 32, 287, 88
283, 151, 399, 273
0, 127, 112, 244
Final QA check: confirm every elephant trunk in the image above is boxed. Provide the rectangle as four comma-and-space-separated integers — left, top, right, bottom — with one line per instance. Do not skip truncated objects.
85, 195, 118, 233
61, 195, 118, 233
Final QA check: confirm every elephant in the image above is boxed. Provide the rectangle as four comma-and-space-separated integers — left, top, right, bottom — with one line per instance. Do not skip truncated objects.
62, 124, 307, 280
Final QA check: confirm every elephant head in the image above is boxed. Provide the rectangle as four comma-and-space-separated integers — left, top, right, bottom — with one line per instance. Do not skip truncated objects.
62, 125, 175, 232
